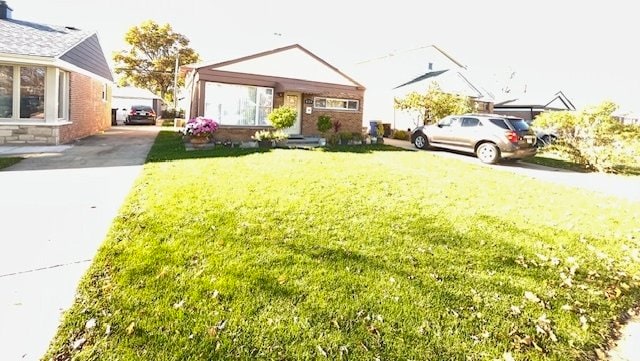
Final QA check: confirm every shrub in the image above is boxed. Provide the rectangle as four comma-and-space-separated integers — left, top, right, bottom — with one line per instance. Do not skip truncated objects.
162, 108, 184, 119
338, 132, 353, 144
534, 101, 640, 173
317, 115, 332, 135
392, 130, 410, 140
376, 123, 385, 138
332, 120, 342, 133
268, 107, 297, 129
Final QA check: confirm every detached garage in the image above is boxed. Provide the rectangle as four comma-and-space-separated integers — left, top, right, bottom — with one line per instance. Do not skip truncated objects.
111, 86, 163, 124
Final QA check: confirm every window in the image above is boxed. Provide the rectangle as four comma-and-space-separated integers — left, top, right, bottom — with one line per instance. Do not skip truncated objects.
20, 66, 45, 119
489, 118, 509, 129
313, 97, 359, 111
0, 65, 12, 118
506, 118, 530, 131
101, 83, 107, 101
57, 70, 69, 119
461, 117, 480, 127
438, 116, 457, 127
204, 82, 273, 126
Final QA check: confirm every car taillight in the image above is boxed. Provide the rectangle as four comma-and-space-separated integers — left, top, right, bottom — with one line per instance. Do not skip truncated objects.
129, 109, 136, 115
506, 130, 518, 143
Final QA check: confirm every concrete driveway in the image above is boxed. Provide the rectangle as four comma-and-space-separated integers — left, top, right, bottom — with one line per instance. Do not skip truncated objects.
0, 125, 159, 360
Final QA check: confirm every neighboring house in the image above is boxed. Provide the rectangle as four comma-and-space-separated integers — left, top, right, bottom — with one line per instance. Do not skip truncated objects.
494, 91, 576, 121
612, 111, 639, 126
0, 1, 113, 145
182, 44, 365, 141
112, 86, 163, 124
352, 45, 494, 131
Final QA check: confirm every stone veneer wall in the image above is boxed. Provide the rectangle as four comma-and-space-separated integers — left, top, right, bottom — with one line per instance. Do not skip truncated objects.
0, 125, 60, 145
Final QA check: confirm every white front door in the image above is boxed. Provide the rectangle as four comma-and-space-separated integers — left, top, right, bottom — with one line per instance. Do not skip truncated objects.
283, 92, 302, 135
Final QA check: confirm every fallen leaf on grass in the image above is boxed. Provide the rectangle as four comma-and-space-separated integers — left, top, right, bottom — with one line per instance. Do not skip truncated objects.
126, 322, 135, 335
72, 338, 86, 350
510, 305, 522, 316
524, 291, 541, 304
561, 304, 573, 312
580, 316, 589, 331
316, 345, 327, 357
85, 318, 96, 330
503, 352, 515, 361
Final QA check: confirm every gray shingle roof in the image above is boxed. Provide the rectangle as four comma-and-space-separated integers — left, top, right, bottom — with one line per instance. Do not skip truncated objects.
0, 18, 92, 57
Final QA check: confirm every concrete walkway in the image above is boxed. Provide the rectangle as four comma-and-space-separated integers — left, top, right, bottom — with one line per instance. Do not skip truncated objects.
0, 126, 159, 360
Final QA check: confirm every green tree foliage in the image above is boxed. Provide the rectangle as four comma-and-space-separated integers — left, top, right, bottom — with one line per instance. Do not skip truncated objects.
394, 83, 472, 126
534, 101, 640, 173
113, 20, 200, 103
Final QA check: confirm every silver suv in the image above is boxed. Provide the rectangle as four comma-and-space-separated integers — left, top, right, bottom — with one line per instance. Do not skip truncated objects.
410, 114, 537, 164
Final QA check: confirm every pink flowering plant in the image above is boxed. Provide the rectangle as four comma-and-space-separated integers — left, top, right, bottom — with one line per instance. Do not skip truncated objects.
182, 117, 219, 138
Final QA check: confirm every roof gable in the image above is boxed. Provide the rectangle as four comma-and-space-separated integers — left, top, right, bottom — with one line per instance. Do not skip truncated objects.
205, 45, 362, 87
59, 34, 113, 81
0, 18, 91, 57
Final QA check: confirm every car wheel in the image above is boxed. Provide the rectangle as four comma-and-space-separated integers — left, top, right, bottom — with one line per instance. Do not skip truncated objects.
476, 143, 500, 164
414, 133, 429, 150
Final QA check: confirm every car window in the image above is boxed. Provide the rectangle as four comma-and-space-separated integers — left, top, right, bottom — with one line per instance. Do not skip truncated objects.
489, 118, 509, 130
438, 116, 454, 127
461, 117, 480, 127
506, 118, 530, 131
132, 105, 153, 111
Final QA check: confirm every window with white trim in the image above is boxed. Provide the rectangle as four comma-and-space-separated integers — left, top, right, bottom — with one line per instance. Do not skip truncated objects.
57, 70, 69, 119
313, 97, 359, 111
204, 82, 273, 126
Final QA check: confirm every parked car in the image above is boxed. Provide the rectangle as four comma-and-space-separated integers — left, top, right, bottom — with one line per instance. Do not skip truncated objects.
125, 105, 156, 125
410, 113, 537, 164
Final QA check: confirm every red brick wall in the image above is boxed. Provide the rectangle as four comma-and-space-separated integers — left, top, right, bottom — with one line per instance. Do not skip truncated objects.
301, 90, 364, 136
59, 73, 111, 144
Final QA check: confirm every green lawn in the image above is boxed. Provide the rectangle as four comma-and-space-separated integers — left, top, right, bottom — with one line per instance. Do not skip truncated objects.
0, 157, 21, 170
46, 131, 640, 360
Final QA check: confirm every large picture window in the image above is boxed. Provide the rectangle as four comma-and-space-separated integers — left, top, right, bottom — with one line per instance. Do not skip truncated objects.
204, 82, 273, 126
20, 66, 45, 119
314, 97, 359, 111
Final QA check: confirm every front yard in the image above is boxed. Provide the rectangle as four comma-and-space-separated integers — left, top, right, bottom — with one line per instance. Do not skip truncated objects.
46, 131, 640, 360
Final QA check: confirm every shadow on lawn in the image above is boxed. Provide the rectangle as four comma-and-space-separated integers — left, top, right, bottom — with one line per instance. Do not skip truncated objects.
146, 131, 411, 163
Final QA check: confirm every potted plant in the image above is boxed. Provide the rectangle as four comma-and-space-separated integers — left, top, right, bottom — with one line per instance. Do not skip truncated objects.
316, 114, 332, 146
351, 132, 363, 145
267, 106, 297, 146
252, 130, 274, 148
271, 130, 289, 148
181, 117, 219, 145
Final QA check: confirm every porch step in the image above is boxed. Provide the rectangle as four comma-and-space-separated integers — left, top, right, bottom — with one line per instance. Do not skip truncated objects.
287, 136, 320, 145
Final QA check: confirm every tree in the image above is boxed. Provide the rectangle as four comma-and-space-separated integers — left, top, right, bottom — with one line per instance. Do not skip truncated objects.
113, 20, 200, 104
394, 83, 472, 126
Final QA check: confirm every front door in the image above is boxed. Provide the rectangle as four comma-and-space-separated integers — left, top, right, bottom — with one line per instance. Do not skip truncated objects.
283, 92, 302, 135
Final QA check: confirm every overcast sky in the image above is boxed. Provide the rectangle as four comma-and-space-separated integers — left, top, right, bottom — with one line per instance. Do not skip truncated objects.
10, 0, 639, 113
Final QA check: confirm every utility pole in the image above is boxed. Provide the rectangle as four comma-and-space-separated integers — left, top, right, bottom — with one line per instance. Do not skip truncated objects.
173, 55, 179, 110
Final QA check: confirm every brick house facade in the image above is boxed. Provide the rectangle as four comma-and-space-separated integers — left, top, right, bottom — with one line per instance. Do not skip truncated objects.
0, 1, 113, 145
183, 44, 365, 141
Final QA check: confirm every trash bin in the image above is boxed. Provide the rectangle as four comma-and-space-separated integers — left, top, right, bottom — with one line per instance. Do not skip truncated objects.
382, 123, 391, 137
369, 121, 378, 137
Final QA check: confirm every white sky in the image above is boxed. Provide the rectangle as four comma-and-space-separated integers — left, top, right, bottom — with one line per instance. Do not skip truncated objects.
9, 0, 639, 113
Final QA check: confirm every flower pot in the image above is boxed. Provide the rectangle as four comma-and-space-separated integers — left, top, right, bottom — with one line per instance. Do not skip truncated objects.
190, 136, 211, 145
318, 138, 327, 146
258, 140, 273, 148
